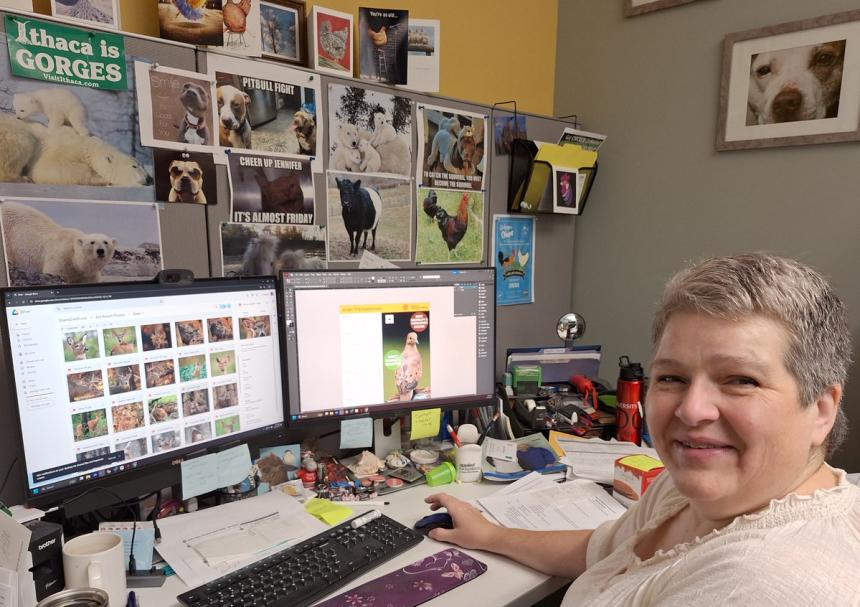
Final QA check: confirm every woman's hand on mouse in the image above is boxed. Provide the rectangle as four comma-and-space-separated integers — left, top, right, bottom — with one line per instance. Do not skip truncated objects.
424, 493, 501, 550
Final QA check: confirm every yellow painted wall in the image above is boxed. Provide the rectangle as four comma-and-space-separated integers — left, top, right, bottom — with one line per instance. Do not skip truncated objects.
31, 0, 558, 115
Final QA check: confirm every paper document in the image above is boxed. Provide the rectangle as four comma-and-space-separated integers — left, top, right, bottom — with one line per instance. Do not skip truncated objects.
180, 443, 253, 500
98, 521, 156, 571
550, 432, 659, 484
478, 479, 626, 531
0, 566, 16, 607
155, 490, 327, 588
492, 472, 558, 498
0, 513, 30, 573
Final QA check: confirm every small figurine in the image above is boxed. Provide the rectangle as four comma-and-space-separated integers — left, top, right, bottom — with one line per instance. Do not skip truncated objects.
385, 450, 409, 469
297, 457, 318, 488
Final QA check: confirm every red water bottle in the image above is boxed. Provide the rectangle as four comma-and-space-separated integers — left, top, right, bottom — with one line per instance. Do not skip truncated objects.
616, 356, 644, 445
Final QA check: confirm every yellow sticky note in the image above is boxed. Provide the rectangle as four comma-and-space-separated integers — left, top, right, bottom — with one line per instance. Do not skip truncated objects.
618, 455, 664, 471
410, 408, 441, 440
304, 498, 353, 526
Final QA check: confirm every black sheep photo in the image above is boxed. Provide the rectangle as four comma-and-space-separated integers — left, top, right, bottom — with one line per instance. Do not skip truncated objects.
326, 171, 412, 261
416, 187, 484, 264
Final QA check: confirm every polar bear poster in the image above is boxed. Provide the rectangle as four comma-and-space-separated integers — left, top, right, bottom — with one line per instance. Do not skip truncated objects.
0, 37, 154, 202
0, 199, 163, 287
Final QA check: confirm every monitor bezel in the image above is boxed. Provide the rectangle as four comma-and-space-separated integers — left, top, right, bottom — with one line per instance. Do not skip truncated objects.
0, 275, 288, 510
279, 267, 497, 427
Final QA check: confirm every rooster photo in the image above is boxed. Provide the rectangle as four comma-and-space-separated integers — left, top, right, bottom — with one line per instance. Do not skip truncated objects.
227, 152, 314, 224
328, 84, 412, 177
418, 105, 486, 191
381, 310, 430, 402
416, 188, 484, 264
219, 0, 262, 56
326, 171, 412, 262
158, 0, 224, 46
220, 222, 326, 277
358, 7, 408, 84
207, 54, 323, 172
0, 37, 154, 202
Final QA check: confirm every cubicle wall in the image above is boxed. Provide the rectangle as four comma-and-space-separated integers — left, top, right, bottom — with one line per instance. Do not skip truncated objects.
0, 12, 582, 505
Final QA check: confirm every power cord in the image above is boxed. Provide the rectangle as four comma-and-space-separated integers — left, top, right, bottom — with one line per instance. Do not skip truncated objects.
0, 457, 19, 497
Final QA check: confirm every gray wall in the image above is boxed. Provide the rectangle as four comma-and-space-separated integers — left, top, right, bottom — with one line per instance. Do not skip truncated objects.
555, 0, 860, 470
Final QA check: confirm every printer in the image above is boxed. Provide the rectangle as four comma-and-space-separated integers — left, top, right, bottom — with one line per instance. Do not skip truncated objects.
24, 519, 64, 600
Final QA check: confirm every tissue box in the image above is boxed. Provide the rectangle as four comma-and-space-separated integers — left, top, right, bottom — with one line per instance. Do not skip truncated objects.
613, 455, 664, 507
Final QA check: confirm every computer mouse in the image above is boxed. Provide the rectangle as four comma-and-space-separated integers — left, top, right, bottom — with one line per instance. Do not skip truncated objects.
413, 512, 454, 535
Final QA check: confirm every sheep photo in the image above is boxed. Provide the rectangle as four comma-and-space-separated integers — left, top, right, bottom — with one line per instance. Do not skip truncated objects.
220, 222, 327, 276
416, 187, 484, 264
328, 84, 412, 177
326, 171, 412, 262
0, 37, 154, 201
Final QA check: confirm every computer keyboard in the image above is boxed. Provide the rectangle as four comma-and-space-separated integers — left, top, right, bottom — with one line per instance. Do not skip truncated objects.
177, 511, 424, 607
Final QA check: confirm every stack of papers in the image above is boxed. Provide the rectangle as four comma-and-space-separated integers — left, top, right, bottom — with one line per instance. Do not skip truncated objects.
549, 432, 660, 485
0, 511, 37, 607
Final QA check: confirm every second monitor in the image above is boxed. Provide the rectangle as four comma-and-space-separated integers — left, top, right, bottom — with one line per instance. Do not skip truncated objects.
281, 268, 496, 423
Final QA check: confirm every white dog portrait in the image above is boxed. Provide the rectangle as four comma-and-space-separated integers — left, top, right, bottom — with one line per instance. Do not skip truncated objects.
747, 39, 846, 125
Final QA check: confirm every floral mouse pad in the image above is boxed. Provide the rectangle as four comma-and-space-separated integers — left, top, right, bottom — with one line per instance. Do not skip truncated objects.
315, 548, 488, 607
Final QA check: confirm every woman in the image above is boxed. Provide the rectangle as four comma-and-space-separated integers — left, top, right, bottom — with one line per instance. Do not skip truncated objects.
427, 253, 860, 605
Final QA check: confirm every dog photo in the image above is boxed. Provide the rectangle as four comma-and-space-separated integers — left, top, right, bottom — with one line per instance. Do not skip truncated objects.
158, 0, 224, 46
185, 422, 213, 444
261, 1, 301, 63
51, 0, 121, 29
312, 5, 352, 75
1, 199, 163, 287
153, 149, 217, 205
0, 38, 154, 202
220, 222, 326, 277
358, 7, 408, 85
227, 152, 314, 224
494, 115, 528, 155
326, 171, 412, 262
415, 187, 484, 265
328, 84, 413, 177
63, 330, 100, 361
71, 408, 108, 441
135, 63, 216, 152
207, 54, 323, 172
418, 105, 486, 191
718, 12, 860, 150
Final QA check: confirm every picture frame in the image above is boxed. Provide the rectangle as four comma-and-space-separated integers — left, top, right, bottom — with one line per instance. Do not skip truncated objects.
311, 5, 353, 77
49, 0, 121, 30
623, 0, 699, 17
716, 9, 860, 151
260, 0, 308, 66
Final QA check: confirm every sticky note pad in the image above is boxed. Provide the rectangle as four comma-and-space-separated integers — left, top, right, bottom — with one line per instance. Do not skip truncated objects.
340, 417, 373, 449
305, 498, 353, 526
410, 408, 441, 440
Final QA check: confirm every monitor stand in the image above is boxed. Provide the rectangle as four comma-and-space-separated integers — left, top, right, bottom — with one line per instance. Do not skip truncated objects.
373, 418, 402, 459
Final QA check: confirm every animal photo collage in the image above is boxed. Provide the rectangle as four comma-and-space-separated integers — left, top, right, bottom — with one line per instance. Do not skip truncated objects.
61, 312, 274, 464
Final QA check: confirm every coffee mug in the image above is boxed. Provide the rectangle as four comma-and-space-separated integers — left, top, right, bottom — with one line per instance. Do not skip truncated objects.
62, 531, 127, 607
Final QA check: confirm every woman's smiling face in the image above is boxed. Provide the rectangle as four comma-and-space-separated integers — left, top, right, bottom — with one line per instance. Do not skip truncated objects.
647, 311, 834, 519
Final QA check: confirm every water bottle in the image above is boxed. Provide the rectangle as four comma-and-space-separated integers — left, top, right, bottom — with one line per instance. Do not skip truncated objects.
616, 355, 644, 445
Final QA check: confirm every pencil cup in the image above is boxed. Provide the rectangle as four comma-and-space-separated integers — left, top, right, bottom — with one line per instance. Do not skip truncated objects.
455, 444, 482, 482
425, 461, 457, 487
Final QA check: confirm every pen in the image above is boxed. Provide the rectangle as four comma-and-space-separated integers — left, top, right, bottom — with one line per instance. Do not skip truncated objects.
127, 590, 138, 607
446, 424, 462, 447
350, 501, 390, 506
477, 412, 500, 445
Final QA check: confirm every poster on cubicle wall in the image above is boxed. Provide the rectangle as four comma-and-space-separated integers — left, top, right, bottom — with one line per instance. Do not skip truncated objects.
415, 187, 484, 265
417, 104, 486, 192
220, 222, 326, 277
206, 54, 323, 173
492, 214, 535, 306
227, 151, 314, 224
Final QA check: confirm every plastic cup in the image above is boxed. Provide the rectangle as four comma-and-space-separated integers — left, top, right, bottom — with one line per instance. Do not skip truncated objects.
425, 461, 457, 486
455, 444, 482, 482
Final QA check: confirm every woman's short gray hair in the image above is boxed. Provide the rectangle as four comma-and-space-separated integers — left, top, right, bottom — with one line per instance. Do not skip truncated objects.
652, 253, 852, 458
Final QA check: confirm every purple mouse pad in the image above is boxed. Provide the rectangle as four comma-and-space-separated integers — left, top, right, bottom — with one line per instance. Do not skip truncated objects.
315, 548, 488, 607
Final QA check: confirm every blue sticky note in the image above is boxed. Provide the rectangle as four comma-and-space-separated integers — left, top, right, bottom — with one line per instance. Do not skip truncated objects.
218, 443, 253, 487
340, 417, 373, 449
180, 443, 253, 499
99, 524, 155, 571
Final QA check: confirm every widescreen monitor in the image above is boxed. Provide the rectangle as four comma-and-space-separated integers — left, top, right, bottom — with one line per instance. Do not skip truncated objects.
281, 268, 496, 423
1, 277, 285, 508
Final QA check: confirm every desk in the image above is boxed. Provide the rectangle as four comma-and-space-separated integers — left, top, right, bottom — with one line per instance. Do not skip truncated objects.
138, 481, 570, 606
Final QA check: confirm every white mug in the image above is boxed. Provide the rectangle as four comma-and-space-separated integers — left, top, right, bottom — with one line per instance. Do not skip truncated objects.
62, 531, 127, 607
455, 443, 483, 482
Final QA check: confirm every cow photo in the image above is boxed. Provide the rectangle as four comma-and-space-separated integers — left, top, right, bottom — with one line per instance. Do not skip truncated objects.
326, 171, 412, 262
220, 222, 326, 276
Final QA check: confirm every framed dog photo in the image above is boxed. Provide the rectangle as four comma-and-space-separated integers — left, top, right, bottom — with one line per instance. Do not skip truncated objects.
153, 149, 217, 205
50, 0, 121, 30
311, 5, 353, 76
717, 9, 860, 150
260, 0, 307, 66
134, 62, 216, 153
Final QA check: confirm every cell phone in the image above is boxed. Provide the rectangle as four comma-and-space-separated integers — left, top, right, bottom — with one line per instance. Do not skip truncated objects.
387, 466, 424, 483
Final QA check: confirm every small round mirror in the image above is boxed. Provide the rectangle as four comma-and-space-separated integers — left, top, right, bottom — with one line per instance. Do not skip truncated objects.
557, 312, 586, 344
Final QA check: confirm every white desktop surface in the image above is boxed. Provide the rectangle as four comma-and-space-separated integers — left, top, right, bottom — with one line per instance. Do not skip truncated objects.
140, 481, 569, 607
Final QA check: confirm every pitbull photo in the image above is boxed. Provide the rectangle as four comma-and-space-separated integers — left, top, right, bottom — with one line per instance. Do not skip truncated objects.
177, 82, 211, 145
167, 159, 207, 204
217, 84, 252, 148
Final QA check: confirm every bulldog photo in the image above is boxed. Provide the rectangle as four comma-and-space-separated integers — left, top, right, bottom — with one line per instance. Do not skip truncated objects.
153, 149, 217, 205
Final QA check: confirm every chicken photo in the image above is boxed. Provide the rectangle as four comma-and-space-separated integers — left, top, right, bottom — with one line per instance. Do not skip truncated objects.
223, 0, 252, 47
422, 190, 439, 219
434, 192, 470, 260
394, 331, 423, 401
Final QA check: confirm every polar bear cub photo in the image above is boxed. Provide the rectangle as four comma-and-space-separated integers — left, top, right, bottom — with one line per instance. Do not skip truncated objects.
13, 88, 89, 136
1, 201, 116, 283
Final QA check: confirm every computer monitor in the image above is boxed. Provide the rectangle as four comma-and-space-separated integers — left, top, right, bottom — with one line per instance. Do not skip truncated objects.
281, 268, 496, 424
1, 276, 286, 510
